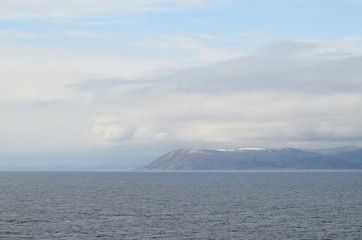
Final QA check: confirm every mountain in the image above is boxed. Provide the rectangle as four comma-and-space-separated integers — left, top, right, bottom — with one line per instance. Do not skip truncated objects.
335, 148, 362, 168
145, 147, 360, 170
304, 146, 361, 156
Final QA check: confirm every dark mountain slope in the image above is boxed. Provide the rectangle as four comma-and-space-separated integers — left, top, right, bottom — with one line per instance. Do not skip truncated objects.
336, 148, 362, 168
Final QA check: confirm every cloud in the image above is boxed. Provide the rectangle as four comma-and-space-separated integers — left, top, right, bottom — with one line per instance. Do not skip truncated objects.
129, 33, 244, 64
239, 32, 274, 40
298, 37, 362, 58
92, 117, 137, 142
0, 43, 179, 104
0, 33, 240, 154
0, 30, 45, 39
1, 38, 362, 156
92, 118, 169, 144
0, 0, 226, 21
63, 30, 120, 39
86, 39, 362, 148
89, 91, 362, 147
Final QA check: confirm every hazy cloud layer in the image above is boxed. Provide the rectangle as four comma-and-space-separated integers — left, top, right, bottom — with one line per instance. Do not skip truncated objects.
1, 0, 362, 170
1, 39, 362, 164
87, 40, 362, 149
0, 43, 180, 104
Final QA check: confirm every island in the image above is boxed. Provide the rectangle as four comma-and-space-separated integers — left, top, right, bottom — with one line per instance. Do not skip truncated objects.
145, 147, 362, 170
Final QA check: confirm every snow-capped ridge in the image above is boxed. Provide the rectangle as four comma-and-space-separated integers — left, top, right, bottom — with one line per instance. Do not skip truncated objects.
216, 149, 236, 152
238, 148, 267, 151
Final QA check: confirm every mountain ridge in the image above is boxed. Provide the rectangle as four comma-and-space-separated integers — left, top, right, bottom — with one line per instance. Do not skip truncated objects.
145, 147, 362, 170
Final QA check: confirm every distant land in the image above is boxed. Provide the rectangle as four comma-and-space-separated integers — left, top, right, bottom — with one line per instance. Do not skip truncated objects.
145, 147, 362, 170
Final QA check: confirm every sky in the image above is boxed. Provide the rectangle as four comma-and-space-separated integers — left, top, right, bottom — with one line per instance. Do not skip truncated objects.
1, 0, 362, 169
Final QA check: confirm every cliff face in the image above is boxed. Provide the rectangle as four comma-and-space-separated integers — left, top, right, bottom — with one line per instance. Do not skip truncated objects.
145, 148, 362, 170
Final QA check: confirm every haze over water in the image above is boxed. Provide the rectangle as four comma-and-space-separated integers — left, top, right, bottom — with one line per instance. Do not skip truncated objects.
1, 171, 361, 239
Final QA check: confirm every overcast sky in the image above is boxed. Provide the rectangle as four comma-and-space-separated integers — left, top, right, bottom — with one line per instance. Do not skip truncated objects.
1, 0, 362, 169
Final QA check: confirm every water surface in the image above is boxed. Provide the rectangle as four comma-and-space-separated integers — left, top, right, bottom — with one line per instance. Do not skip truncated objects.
1, 171, 361, 239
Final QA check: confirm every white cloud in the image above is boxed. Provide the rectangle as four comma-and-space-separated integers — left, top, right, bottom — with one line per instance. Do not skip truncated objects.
130, 34, 203, 50
63, 30, 120, 39
0, 0, 226, 21
88, 90, 362, 148
0, 30, 45, 39
86, 39, 362, 149
129, 33, 243, 64
239, 32, 274, 40
297, 37, 362, 58
93, 119, 137, 142
0, 43, 180, 104
1, 38, 362, 156
92, 117, 169, 143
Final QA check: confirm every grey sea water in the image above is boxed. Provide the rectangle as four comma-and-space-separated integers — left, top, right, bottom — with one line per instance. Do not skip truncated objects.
0, 171, 362, 240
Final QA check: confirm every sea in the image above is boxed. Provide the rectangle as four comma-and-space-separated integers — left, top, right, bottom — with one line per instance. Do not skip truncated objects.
0, 171, 361, 240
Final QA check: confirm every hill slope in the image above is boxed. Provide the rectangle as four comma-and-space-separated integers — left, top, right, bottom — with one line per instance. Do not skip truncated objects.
145, 148, 360, 170
335, 149, 362, 168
